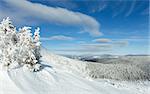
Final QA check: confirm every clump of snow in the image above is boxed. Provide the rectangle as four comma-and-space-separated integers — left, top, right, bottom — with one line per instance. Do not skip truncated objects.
0, 17, 42, 71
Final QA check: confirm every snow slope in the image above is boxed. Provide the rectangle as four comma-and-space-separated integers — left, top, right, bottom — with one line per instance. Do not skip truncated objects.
0, 48, 149, 94
41, 48, 150, 81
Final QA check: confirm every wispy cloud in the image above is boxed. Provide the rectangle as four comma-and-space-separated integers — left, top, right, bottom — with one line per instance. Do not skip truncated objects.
51, 39, 131, 55
55, 48, 111, 53
54, 43, 112, 53
98, 2, 108, 12
81, 43, 112, 51
93, 38, 112, 43
112, 1, 127, 17
41, 35, 74, 41
92, 37, 130, 45
113, 40, 128, 47
90, 1, 108, 13
125, 0, 136, 17
87, 1, 146, 17
0, 0, 101, 36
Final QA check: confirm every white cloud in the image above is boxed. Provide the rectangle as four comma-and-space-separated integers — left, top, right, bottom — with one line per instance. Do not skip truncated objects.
81, 43, 112, 48
93, 38, 112, 43
41, 35, 74, 41
81, 43, 112, 52
54, 43, 112, 55
0, 0, 101, 36
113, 40, 128, 47
51, 40, 130, 55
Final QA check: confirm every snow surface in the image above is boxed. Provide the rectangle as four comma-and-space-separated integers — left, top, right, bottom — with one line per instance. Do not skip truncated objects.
0, 49, 150, 94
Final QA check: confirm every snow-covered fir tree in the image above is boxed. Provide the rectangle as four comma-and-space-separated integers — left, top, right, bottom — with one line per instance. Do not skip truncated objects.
0, 17, 42, 72
33, 27, 41, 62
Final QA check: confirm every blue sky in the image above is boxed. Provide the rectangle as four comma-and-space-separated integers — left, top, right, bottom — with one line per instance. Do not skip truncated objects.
0, 0, 149, 55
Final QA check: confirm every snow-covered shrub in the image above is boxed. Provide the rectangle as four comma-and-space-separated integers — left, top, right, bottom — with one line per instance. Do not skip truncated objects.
0, 17, 42, 72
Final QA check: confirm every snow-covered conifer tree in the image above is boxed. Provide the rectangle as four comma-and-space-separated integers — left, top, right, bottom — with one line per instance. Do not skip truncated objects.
0, 17, 42, 72
0, 17, 16, 66
33, 27, 41, 62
